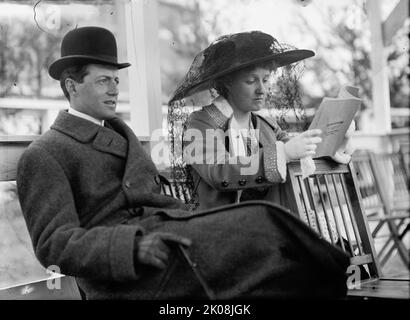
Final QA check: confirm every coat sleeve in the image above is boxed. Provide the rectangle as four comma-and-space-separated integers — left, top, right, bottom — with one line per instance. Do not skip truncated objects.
183, 111, 286, 192
258, 115, 290, 143
16, 145, 142, 282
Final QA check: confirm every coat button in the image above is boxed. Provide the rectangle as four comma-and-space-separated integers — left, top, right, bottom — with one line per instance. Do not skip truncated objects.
238, 179, 247, 186
221, 180, 229, 188
255, 176, 264, 183
124, 181, 131, 188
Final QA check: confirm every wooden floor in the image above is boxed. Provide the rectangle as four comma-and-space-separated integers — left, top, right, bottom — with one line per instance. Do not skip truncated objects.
348, 278, 410, 300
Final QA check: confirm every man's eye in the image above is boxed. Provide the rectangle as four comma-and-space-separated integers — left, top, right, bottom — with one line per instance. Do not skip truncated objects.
98, 79, 108, 84
246, 80, 255, 84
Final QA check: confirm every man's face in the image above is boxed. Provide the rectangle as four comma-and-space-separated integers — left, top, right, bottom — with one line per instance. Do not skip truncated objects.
72, 64, 119, 120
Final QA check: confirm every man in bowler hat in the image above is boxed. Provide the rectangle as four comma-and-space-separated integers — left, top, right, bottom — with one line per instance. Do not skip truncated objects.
16, 26, 349, 299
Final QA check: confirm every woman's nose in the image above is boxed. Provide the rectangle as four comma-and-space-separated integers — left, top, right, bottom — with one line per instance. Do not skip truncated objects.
256, 80, 267, 94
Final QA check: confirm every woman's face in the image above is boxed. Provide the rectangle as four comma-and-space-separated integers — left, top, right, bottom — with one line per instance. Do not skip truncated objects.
226, 67, 271, 114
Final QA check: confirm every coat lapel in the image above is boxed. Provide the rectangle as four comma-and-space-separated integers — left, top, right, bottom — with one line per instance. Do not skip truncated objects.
92, 126, 128, 158
255, 114, 277, 148
107, 117, 159, 191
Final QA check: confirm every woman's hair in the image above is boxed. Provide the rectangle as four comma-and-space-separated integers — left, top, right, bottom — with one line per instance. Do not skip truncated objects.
60, 64, 90, 101
212, 61, 277, 98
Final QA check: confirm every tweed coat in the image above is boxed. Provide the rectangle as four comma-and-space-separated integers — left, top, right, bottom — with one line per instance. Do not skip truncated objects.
184, 104, 291, 210
17, 110, 349, 299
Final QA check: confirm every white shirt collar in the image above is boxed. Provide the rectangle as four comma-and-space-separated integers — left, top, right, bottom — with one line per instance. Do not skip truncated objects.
68, 107, 104, 126
213, 95, 254, 157
212, 95, 233, 118
212, 95, 253, 130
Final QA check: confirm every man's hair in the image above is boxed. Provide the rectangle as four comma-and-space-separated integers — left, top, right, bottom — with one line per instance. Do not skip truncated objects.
60, 64, 90, 101
212, 61, 277, 99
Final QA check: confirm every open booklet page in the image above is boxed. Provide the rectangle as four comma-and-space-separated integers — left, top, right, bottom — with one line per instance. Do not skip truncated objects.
308, 85, 361, 158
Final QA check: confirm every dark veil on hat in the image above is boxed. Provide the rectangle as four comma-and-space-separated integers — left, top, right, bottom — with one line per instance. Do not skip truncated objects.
167, 31, 315, 207
169, 31, 314, 103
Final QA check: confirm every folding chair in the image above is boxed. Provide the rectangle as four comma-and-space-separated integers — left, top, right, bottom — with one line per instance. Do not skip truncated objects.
368, 151, 410, 268
285, 159, 410, 299
352, 151, 409, 268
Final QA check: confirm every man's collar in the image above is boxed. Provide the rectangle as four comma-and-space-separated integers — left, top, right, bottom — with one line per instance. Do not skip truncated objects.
52, 110, 105, 143
68, 106, 104, 126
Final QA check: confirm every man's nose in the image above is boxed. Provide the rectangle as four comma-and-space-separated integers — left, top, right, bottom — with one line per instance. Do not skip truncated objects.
108, 81, 119, 95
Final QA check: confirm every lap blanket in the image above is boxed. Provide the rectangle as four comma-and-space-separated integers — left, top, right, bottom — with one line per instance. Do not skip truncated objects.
78, 201, 350, 299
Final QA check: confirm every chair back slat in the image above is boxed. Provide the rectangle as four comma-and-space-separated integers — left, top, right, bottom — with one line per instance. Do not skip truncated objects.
331, 174, 355, 254
323, 175, 346, 252
339, 173, 364, 256
305, 177, 325, 236
296, 176, 315, 230
158, 172, 194, 206
314, 175, 336, 246
352, 152, 384, 214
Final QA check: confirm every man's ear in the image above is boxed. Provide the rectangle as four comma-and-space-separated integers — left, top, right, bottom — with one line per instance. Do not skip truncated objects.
65, 78, 78, 97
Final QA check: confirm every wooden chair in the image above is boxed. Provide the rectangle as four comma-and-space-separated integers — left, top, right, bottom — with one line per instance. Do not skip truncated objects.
285, 159, 410, 299
352, 151, 409, 268
158, 172, 193, 204
370, 151, 409, 267
0, 136, 82, 300
158, 170, 197, 210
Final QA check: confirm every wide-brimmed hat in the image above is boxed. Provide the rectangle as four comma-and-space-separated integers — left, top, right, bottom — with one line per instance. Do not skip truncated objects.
49, 26, 131, 80
169, 31, 314, 103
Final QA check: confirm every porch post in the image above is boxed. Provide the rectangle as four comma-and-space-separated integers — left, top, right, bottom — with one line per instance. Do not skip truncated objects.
366, 0, 391, 133
122, 0, 163, 143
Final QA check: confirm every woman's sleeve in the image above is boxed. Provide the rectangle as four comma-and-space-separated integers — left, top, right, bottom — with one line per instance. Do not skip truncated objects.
183, 112, 286, 192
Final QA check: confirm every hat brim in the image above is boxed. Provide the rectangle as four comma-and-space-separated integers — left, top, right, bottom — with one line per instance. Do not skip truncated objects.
170, 49, 314, 103
48, 55, 131, 80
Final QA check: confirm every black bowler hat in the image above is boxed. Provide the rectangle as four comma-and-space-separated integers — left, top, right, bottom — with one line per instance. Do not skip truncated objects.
49, 26, 131, 80
169, 31, 314, 103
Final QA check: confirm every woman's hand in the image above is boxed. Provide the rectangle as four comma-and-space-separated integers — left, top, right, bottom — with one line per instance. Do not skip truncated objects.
331, 121, 356, 164
284, 129, 322, 161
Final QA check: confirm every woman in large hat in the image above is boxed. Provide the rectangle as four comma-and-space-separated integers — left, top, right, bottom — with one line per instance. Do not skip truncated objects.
169, 31, 327, 210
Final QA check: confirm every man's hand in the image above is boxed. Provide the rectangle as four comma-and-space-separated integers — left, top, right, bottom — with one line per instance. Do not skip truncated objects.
284, 129, 322, 161
136, 232, 192, 269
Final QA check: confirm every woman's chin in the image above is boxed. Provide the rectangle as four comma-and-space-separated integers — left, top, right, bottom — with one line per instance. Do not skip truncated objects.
251, 103, 263, 111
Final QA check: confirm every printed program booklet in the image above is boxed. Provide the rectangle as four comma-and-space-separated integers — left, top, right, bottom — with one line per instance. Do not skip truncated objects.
309, 85, 361, 158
